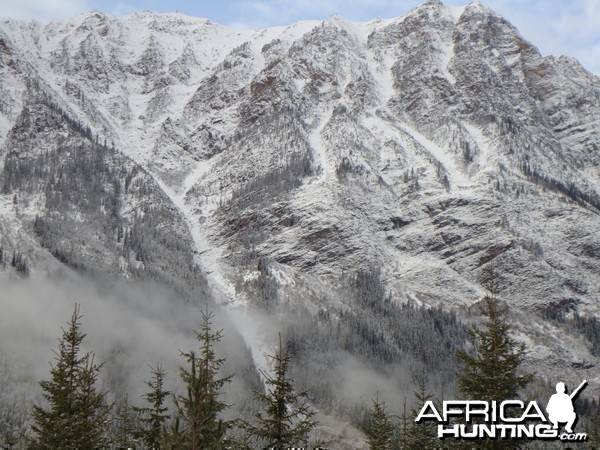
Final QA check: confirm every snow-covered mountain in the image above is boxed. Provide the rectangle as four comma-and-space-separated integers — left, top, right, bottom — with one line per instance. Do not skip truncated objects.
1, 0, 599, 412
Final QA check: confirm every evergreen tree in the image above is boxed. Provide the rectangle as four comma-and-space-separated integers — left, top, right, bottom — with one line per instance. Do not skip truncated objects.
0, 402, 26, 450
397, 398, 409, 450
135, 363, 170, 449
365, 395, 394, 450
405, 377, 437, 450
457, 266, 532, 449
29, 305, 110, 450
160, 410, 186, 450
458, 267, 532, 403
113, 395, 137, 449
587, 398, 600, 448
244, 335, 318, 448
178, 308, 232, 450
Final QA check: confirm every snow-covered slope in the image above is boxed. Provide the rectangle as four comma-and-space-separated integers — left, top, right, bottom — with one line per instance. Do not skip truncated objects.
1, 0, 599, 400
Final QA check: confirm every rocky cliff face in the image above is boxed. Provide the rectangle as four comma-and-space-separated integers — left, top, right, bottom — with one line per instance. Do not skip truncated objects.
0, 0, 599, 398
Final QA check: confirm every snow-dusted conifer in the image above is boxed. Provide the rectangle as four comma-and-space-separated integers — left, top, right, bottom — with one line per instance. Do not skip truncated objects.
365, 394, 394, 450
135, 363, 170, 449
244, 335, 317, 447
458, 266, 531, 403
29, 305, 110, 450
178, 308, 232, 449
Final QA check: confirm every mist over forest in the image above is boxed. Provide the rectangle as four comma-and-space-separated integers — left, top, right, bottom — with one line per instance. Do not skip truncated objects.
0, 266, 478, 447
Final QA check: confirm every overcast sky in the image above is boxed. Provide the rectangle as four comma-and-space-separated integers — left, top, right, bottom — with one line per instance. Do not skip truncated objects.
1, 0, 599, 75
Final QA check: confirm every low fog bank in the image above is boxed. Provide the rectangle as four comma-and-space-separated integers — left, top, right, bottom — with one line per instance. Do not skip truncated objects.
0, 268, 454, 439
0, 272, 260, 416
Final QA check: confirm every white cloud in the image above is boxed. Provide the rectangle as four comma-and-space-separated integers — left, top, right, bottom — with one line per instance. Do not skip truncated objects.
0, 0, 92, 22
0, 276, 225, 407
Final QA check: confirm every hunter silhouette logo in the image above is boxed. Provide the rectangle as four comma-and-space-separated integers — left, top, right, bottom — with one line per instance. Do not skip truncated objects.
415, 379, 589, 442
546, 380, 587, 434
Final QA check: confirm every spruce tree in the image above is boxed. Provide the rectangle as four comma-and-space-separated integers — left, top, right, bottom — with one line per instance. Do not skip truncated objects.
365, 395, 394, 450
458, 267, 532, 403
113, 395, 137, 449
457, 267, 532, 449
160, 411, 186, 450
244, 335, 317, 448
29, 305, 110, 450
178, 308, 232, 450
135, 363, 170, 449
405, 377, 438, 450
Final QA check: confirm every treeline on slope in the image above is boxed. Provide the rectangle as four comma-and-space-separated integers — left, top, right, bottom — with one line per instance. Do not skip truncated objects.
250, 260, 469, 425
227, 109, 314, 212
229, 150, 313, 209
0, 85, 207, 299
0, 245, 29, 276
540, 304, 600, 357
521, 161, 600, 212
